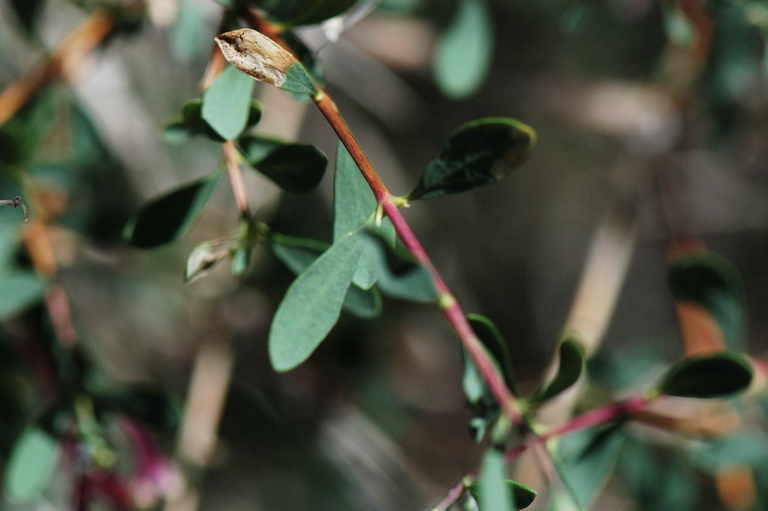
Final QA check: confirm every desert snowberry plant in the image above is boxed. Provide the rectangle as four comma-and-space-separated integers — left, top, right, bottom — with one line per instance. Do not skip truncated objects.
1, 0, 768, 510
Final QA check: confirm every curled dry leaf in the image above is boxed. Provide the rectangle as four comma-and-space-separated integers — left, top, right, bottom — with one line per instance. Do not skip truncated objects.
185, 238, 238, 283
215, 29, 296, 88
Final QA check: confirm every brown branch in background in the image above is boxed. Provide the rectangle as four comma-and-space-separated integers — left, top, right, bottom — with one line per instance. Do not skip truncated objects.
221, 141, 251, 216
0, 8, 113, 127
165, 340, 234, 511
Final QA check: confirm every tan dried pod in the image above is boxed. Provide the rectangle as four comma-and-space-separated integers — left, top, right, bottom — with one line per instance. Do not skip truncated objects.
214, 29, 296, 88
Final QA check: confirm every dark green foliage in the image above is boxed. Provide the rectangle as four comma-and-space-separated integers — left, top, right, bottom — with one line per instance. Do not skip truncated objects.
462, 314, 513, 442
124, 173, 220, 248
239, 136, 327, 193
668, 251, 746, 350
252, 0, 358, 26
657, 352, 753, 398
529, 337, 585, 406
409, 118, 536, 200
9, 0, 46, 38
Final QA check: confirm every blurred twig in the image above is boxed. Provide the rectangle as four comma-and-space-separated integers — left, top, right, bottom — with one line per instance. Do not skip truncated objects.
0, 8, 113, 127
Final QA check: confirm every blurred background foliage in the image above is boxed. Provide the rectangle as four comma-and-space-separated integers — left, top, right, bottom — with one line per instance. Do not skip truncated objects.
1, 0, 768, 509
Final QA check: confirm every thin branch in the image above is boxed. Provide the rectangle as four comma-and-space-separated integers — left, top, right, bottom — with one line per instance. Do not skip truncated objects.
222, 141, 251, 217
311, 64, 521, 426
0, 9, 113, 127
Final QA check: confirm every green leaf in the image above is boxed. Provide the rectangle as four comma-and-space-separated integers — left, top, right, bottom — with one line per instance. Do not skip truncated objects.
467, 479, 537, 510
0, 273, 45, 319
409, 118, 536, 200
164, 99, 262, 144
254, 0, 358, 26
361, 231, 437, 303
433, 0, 493, 99
657, 352, 753, 398
238, 135, 327, 193
668, 251, 745, 350
269, 232, 364, 371
553, 424, 626, 509
125, 173, 220, 248
334, 142, 379, 289
462, 314, 513, 443
333, 142, 375, 239
529, 338, 585, 406
170, 0, 206, 63
5, 428, 59, 501
468, 314, 514, 388
202, 66, 256, 141
271, 233, 382, 319
477, 449, 514, 511
281, 62, 318, 95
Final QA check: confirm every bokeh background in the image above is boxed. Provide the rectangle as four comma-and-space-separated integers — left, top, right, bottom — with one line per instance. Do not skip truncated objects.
1, 0, 768, 509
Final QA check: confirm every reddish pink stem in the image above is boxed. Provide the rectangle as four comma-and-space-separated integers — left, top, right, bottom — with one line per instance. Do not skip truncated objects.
505, 396, 650, 463
313, 90, 521, 423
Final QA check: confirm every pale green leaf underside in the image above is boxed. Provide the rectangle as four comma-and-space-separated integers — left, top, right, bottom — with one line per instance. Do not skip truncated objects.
202, 65, 255, 140
5, 428, 59, 501
434, 0, 493, 99
269, 232, 364, 371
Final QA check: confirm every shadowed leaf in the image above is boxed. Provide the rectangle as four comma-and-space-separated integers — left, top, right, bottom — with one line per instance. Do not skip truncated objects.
409, 118, 536, 200
125, 173, 220, 248
657, 352, 752, 398
239, 135, 327, 193
530, 337, 585, 405
668, 251, 745, 350
254, 0, 358, 26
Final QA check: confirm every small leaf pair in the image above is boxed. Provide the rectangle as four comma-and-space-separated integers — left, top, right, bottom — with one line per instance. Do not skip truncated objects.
268, 144, 437, 372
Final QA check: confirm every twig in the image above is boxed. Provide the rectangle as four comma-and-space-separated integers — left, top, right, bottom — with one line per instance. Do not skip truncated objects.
310, 54, 521, 426
0, 9, 113, 127
221, 141, 251, 216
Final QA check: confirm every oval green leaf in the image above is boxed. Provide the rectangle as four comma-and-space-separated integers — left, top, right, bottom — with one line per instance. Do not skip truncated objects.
238, 135, 327, 193
202, 66, 256, 141
164, 99, 262, 144
125, 173, 220, 249
433, 0, 493, 99
269, 232, 364, 371
5, 428, 59, 501
477, 449, 514, 511
657, 352, 753, 398
409, 117, 536, 200
529, 337, 585, 406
